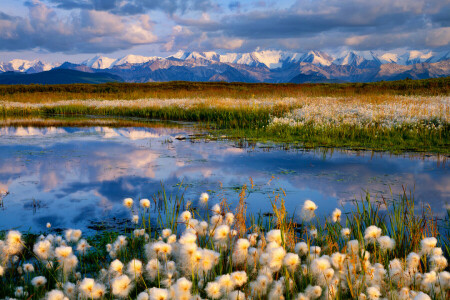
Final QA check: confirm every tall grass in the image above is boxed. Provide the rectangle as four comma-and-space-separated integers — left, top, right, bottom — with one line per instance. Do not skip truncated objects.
0, 78, 448, 103
0, 184, 448, 299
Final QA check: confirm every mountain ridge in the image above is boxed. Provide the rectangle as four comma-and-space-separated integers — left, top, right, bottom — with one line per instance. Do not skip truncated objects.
1, 49, 449, 84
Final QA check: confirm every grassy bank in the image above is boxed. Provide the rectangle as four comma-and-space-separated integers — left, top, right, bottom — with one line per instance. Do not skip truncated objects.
0, 185, 448, 299
213, 124, 450, 154
0, 78, 449, 102
0, 78, 448, 154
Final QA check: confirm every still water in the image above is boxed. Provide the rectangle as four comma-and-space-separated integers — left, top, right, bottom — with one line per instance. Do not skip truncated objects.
0, 124, 448, 233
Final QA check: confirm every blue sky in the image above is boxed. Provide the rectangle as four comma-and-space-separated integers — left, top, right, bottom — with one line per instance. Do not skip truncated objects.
0, 0, 449, 62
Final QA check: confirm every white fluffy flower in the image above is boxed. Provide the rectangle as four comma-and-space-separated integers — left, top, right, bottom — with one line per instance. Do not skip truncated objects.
331, 208, 342, 223
300, 200, 318, 222
364, 226, 382, 244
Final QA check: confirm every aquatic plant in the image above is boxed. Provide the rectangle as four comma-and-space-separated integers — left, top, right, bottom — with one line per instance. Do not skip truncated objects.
0, 185, 448, 299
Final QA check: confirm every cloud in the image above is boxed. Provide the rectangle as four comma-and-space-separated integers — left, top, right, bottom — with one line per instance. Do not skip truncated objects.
0, 0, 157, 53
46, 0, 216, 15
1, 0, 449, 54
170, 0, 450, 51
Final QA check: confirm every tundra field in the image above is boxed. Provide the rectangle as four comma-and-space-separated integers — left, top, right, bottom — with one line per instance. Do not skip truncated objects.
0, 78, 449, 153
0, 187, 449, 300
0, 78, 449, 300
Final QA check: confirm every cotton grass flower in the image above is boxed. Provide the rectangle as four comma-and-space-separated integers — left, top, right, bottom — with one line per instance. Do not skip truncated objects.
6, 230, 23, 254
366, 286, 381, 300
132, 215, 139, 224
123, 198, 133, 208
46, 289, 68, 300
214, 224, 230, 241
23, 263, 34, 273
331, 208, 342, 222
55, 246, 72, 259
34, 240, 52, 260
283, 253, 300, 272
110, 259, 124, 276
162, 229, 172, 238
65, 229, 82, 242
304, 285, 322, 299
111, 275, 134, 298
31, 276, 47, 287
76, 239, 91, 255
295, 242, 308, 256
266, 229, 283, 245
149, 287, 169, 300
199, 192, 209, 205
211, 203, 221, 215
137, 292, 149, 300
218, 274, 235, 293
127, 259, 143, 278
377, 235, 395, 251
178, 211, 192, 223
413, 292, 431, 300
300, 200, 318, 222
231, 271, 248, 287
420, 237, 437, 256
341, 227, 351, 238
229, 290, 246, 300
364, 226, 382, 244
140, 198, 150, 208
205, 281, 222, 299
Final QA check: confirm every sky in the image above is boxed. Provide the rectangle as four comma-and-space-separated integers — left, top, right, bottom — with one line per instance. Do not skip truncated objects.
0, 0, 449, 63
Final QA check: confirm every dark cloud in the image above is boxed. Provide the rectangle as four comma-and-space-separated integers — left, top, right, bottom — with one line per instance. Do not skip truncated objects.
169, 0, 450, 51
0, 0, 449, 54
46, 0, 216, 15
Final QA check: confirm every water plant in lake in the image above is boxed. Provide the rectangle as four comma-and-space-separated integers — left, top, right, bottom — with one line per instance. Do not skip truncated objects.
0, 185, 448, 299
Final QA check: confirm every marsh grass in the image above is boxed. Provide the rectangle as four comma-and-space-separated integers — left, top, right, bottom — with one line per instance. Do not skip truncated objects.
1, 79, 448, 153
0, 78, 448, 103
219, 122, 450, 154
0, 183, 448, 299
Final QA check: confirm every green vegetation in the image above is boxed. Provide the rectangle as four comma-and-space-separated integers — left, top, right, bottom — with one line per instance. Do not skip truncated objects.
0, 69, 122, 85
0, 77, 448, 102
1, 78, 448, 154
0, 185, 448, 299
213, 124, 450, 154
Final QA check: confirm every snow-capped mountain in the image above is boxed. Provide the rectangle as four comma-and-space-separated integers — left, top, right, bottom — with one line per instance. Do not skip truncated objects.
0, 59, 58, 73
82, 56, 116, 69
82, 55, 160, 69
167, 50, 334, 68
1, 49, 449, 84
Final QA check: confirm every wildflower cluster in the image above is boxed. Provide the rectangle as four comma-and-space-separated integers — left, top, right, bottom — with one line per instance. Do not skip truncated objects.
0, 192, 448, 300
270, 96, 449, 131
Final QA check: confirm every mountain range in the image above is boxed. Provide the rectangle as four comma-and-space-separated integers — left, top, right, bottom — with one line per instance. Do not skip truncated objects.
1, 50, 449, 84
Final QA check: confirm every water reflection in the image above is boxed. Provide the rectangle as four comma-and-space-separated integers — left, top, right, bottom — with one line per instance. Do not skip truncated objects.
0, 126, 448, 233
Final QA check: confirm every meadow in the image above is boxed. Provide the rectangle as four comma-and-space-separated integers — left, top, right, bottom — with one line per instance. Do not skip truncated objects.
0, 185, 448, 300
0, 79, 449, 299
1, 79, 449, 153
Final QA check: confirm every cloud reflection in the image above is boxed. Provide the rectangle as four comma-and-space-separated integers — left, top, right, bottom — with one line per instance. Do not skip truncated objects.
0, 126, 447, 232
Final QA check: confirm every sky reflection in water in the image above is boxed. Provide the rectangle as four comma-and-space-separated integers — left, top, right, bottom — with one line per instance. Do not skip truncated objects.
0, 126, 448, 233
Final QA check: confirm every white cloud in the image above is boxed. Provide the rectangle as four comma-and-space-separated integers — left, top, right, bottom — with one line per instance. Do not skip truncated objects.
0, 0, 158, 53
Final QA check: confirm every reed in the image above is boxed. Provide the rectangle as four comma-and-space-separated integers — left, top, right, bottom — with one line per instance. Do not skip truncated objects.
0, 78, 448, 103
0, 184, 448, 299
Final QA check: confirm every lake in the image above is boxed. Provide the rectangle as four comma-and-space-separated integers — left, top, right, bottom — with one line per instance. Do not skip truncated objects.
0, 123, 448, 233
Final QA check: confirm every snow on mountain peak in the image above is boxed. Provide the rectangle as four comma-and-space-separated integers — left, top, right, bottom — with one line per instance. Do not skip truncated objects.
83, 56, 116, 69
114, 55, 159, 66
0, 59, 56, 73
170, 50, 189, 60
